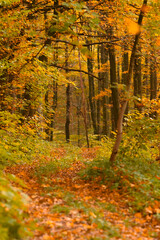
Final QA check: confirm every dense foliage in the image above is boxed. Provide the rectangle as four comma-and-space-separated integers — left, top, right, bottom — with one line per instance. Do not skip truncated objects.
0, 0, 160, 239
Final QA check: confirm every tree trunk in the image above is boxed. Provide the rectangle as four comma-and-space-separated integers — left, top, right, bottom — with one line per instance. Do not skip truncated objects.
108, 32, 119, 131
76, 93, 81, 147
143, 55, 149, 98
50, 81, 58, 141
45, 89, 50, 139
65, 83, 70, 142
150, 52, 157, 118
134, 44, 142, 111
78, 49, 89, 148
122, 48, 129, 115
50, 0, 59, 141
110, 0, 148, 163
65, 44, 70, 142
87, 42, 97, 134
101, 44, 110, 136
150, 55, 157, 100
97, 45, 101, 140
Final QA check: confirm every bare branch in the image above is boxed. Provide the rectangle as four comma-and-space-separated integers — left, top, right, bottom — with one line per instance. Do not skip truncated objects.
51, 64, 101, 80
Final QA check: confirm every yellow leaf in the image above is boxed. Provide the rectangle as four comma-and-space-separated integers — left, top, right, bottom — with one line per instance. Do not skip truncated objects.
125, 18, 141, 35
155, 208, 160, 214
90, 212, 97, 218
156, 37, 160, 46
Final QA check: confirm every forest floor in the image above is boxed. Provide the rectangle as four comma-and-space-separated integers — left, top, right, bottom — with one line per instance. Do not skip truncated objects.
6, 147, 160, 240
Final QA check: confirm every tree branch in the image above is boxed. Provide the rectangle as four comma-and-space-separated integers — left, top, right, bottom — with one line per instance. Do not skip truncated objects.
51, 64, 101, 80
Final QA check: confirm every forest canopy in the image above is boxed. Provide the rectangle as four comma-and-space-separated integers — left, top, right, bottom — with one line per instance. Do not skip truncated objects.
0, 0, 159, 156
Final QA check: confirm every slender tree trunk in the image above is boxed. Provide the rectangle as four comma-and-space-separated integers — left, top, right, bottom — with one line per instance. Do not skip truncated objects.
45, 89, 50, 139
110, 0, 148, 163
78, 49, 89, 148
150, 55, 157, 100
150, 52, 157, 118
76, 93, 81, 147
122, 48, 129, 115
22, 83, 35, 118
87, 42, 97, 134
108, 32, 119, 131
117, 59, 120, 84
101, 44, 110, 136
65, 83, 70, 142
65, 45, 70, 142
143, 54, 149, 98
134, 44, 142, 111
50, 81, 58, 141
97, 45, 101, 140
50, 0, 59, 141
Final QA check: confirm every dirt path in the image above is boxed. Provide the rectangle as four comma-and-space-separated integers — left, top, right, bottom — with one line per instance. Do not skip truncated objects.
6, 160, 160, 240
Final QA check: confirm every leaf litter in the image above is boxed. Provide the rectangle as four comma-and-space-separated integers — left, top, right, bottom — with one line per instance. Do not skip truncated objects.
5, 147, 160, 240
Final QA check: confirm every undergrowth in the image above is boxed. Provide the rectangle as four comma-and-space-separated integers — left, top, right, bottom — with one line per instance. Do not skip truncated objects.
0, 111, 159, 239
79, 113, 160, 213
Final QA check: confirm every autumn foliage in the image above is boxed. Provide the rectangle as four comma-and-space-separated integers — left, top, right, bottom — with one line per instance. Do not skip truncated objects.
0, 0, 160, 239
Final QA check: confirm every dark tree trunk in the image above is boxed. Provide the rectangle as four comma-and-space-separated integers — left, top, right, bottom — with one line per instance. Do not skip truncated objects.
134, 45, 142, 111
143, 55, 149, 98
150, 53, 157, 119
22, 83, 35, 118
117, 60, 120, 84
97, 45, 101, 140
87, 43, 97, 134
110, 0, 148, 163
65, 45, 70, 142
108, 33, 119, 131
38, 54, 50, 139
50, 81, 58, 141
45, 89, 50, 139
101, 44, 110, 136
76, 93, 81, 147
78, 49, 89, 148
122, 48, 129, 115
50, 0, 59, 141
150, 55, 157, 100
65, 83, 70, 142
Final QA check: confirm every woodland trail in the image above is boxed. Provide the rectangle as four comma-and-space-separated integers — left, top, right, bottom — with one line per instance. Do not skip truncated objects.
6, 149, 160, 240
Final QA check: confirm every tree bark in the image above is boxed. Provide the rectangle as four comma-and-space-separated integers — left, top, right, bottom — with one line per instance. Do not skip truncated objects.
134, 44, 142, 111
143, 55, 149, 98
150, 55, 157, 101
87, 42, 97, 134
78, 49, 89, 148
65, 44, 70, 142
97, 44, 101, 139
150, 51, 157, 118
108, 33, 119, 132
50, 0, 59, 141
65, 83, 70, 142
101, 44, 110, 136
122, 47, 129, 115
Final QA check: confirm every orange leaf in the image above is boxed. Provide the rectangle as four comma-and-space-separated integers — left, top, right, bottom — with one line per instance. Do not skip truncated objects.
145, 206, 153, 214
155, 175, 160, 180
124, 18, 141, 35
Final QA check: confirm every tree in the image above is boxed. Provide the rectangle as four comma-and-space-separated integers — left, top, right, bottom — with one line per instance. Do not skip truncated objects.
87, 43, 97, 135
110, 0, 148, 163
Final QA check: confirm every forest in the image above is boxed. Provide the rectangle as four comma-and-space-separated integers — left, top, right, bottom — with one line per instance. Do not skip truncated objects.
0, 0, 160, 239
